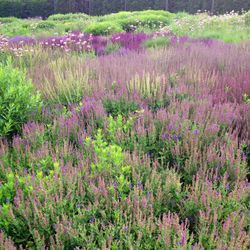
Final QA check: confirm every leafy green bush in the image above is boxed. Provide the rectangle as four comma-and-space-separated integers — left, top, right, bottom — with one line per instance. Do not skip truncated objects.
100, 11, 133, 21
0, 16, 18, 23
0, 60, 42, 137
115, 12, 173, 31
103, 98, 140, 117
87, 11, 172, 34
85, 21, 123, 35
138, 14, 172, 27
245, 11, 250, 25
36, 21, 56, 29
48, 13, 89, 21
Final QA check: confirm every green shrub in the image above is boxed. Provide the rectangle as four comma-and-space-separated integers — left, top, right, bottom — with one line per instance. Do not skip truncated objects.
48, 13, 89, 21
117, 17, 139, 31
245, 11, 250, 25
85, 127, 132, 199
115, 12, 173, 32
103, 98, 140, 117
0, 16, 18, 23
138, 14, 172, 27
99, 11, 134, 22
0, 60, 42, 137
36, 21, 56, 29
85, 21, 123, 35
143, 37, 170, 49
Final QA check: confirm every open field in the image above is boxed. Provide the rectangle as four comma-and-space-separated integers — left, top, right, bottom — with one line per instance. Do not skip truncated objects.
0, 10, 250, 250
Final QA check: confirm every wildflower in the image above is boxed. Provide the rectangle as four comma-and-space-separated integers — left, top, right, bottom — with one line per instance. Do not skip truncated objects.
193, 129, 200, 135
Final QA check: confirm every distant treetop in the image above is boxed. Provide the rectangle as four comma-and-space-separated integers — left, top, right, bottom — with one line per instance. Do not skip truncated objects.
0, 0, 249, 18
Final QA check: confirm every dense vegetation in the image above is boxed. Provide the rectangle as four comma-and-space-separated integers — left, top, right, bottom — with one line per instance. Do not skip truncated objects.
1, 10, 250, 43
0, 0, 250, 18
0, 10, 249, 250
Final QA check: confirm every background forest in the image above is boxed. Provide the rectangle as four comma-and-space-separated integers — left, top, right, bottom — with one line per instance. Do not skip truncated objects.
0, 0, 250, 18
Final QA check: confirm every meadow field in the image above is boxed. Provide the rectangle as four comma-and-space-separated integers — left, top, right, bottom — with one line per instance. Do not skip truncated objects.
0, 10, 250, 249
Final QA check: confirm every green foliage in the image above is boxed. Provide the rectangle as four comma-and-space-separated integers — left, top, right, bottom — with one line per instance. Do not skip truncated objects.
0, 51, 13, 64
107, 114, 134, 142
0, 60, 42, 137
100, 11, 133, 22
85, 21, 123, 35
244, 11, 250, 25
243, 93, 250, 104
0, 16, 18, 23
242, 142, 250, 167
0, 172, 33, 205
147, 96, 171, 112
85, 127, 132, 199
48, 13, 90, 21
36, 21, 56, 30
153, 169, 183, 216
143, 37, 170, 49
104, 43, 121, 54
0, 162, 60, 243
0, 172, 16, 205
103, 98, 140, 117
0, 10, 250, 42
88, 129, 125, 174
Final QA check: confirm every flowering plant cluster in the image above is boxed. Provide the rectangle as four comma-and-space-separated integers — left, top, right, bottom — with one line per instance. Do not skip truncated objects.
0, 25, 249, 249
0, 31, 221, 57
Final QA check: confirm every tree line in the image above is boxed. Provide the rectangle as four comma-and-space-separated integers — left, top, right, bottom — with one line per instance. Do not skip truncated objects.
0, 0, 249, 18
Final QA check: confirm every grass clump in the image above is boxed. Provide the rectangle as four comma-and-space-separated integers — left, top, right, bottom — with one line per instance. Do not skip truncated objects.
143, 36, 170, 49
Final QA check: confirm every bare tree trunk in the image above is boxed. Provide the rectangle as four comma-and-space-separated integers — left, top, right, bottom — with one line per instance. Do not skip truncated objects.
88, 0, 91, 15
124, 0, 127, 11
53, 0, 55, 13
211, 0, 215, 13
165, 0, 169, 11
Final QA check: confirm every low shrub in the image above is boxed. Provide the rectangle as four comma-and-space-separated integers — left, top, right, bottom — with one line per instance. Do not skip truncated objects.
245, 11, 250, 25
48, 13, 90, 21
137, 14, 172, 27
99, 11, 133, 22
0, 59, 42, 137
85, 21, 123, 35
103, 98, 140, 117
98, 11, 173, 33
117, 13, 172, 32
0, 17, 18, 23
36, 21, 56, 29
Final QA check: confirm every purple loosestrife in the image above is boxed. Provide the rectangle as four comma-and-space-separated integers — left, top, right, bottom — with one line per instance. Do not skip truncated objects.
111, 32, 148, 51
0, 30, 249, 249
0, 232, 16, 250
